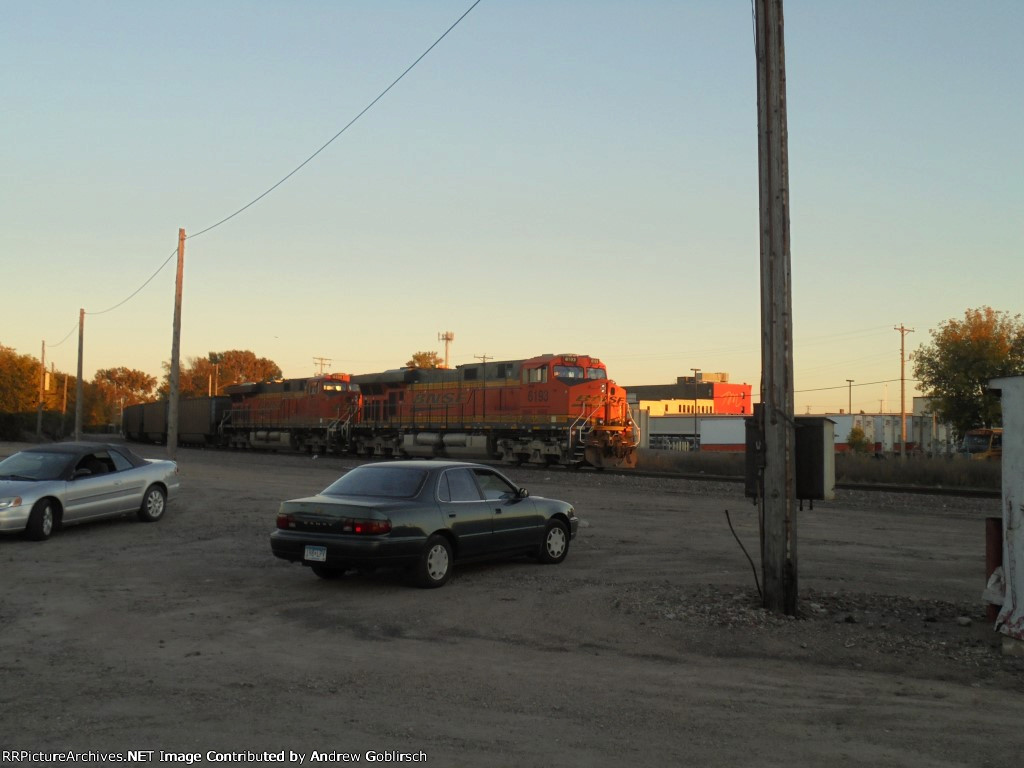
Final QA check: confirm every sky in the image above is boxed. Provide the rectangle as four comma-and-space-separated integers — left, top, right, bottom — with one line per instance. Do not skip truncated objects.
2, 1, 1021, 416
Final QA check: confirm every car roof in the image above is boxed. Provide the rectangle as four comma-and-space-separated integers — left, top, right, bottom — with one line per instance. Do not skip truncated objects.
23, 441, 128, 455
357, 460, 486, 470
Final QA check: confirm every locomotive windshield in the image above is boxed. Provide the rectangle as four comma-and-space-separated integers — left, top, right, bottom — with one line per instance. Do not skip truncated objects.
553, 365, 584, 380
587, 368, 607, 380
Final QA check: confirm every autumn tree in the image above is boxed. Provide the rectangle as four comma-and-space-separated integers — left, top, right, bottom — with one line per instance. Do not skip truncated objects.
406, 351, 443, 369
0, 344, 39, 412
92, 367, 158, 425
912, 307, 1024, 439
160, 350, 283, 398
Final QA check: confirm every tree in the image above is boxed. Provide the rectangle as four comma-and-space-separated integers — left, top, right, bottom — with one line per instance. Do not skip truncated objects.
0, 344, 39, 412
406, 351, 443, 369
160, 350, 282, 398
92, 367, 158, 425
846, 425, 872, 454
912, 307, 1024, 439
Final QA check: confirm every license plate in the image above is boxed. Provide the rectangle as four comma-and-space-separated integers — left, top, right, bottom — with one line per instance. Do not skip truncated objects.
304, 545, 327, 562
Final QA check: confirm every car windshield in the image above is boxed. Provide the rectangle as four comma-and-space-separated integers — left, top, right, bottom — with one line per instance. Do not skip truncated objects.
322, 467, 427, 498
962, 433, 994, 452
0, 451, 73, 481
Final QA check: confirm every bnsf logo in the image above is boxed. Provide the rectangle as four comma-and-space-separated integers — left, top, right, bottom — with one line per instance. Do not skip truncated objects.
413, 392, 470, 406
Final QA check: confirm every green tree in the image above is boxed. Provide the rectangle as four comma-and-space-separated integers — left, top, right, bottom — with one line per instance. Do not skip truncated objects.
912, 307, 1024, 439
0, 344, 40, 412
846, 425, 872, 454
160, 350, 282, 398
406, 351, 442, 369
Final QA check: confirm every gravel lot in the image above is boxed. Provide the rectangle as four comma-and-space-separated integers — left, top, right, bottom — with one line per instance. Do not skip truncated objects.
2, 440, 1023, 767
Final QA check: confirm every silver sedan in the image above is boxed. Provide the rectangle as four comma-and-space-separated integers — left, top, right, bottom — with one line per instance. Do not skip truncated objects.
0, 442, 180, 541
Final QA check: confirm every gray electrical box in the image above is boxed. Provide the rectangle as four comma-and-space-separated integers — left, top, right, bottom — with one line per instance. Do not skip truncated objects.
745, 410, 835, 502
794, 416, 836, 501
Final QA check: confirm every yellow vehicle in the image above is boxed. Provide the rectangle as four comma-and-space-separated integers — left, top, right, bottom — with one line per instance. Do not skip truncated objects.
960, 427, 1003, 460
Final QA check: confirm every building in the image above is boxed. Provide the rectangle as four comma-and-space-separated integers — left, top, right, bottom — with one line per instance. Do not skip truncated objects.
626, 372, 753, 416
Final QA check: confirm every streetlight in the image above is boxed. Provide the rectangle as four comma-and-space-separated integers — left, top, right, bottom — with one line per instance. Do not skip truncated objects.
846, 379, 854, 415
691, 367, 701, 450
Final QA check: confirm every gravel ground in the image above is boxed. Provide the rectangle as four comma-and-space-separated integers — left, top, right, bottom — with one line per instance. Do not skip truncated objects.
2, 441, 1022, 767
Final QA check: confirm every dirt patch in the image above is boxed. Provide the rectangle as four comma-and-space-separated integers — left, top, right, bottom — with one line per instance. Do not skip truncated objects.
1, 441, 1021, 767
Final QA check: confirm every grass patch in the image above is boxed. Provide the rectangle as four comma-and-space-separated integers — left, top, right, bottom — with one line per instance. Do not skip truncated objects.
637, 449, 1001, 490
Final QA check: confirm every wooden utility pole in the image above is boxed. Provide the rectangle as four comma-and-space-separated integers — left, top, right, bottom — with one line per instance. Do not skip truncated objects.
475, 353, 491, 423
894, 324, 914, 458
167, 228, 186, 459
36, 341, 46, 438
75, 309, 84, 440
755, 0, 797, 615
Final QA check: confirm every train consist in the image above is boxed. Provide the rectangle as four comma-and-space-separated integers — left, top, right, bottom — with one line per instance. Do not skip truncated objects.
123, 354, 639, 469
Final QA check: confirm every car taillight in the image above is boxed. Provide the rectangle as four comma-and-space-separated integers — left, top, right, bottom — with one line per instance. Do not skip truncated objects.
276, 513, 295, 529
345, 518, 391, 535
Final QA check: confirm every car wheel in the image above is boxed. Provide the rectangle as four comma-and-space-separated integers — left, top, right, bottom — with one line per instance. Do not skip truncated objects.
138, 485, 166, 522
538, 519, 569, 564
413, 535, 453, 588
311, 564, 347, 580
26, 499, 57, 541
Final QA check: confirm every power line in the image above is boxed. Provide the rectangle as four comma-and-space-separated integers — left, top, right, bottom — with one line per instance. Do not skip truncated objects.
794, 377, 911, 394
189, 0, 484, 240
47, 1, 484, 341
88, 246, 179, 316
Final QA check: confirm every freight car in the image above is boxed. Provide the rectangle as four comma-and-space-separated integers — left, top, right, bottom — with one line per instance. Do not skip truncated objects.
123, 354, 639, 468
122, 396, 230, 446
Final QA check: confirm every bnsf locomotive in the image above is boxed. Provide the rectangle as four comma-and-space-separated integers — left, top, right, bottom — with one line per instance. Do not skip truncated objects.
123, 353, 638, 469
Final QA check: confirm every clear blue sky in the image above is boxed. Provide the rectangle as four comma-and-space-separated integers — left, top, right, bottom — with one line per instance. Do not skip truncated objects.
3, 1, 1021, 414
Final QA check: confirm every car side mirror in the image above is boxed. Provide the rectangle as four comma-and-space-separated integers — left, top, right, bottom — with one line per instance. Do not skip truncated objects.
74, 468, 93, 479
517, 487, 529, 498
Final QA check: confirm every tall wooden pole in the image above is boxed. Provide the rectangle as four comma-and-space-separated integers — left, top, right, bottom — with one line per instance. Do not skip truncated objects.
167, 228, 186, 459
75, 309, 84, 440
755, 0, 797, 615
894, 324, 914, 458
36, 341, 46, 438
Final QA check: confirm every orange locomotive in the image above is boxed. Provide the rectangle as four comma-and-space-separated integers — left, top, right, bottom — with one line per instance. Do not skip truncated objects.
351, 353, 638, 469
221, 372, 360, 454
130, 354, 639, 469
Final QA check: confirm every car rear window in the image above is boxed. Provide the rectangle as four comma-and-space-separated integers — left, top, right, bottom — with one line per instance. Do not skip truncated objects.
322, 467, 427, 498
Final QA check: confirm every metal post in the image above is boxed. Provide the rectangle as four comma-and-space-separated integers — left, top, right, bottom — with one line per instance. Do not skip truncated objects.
846, 379, 853, 415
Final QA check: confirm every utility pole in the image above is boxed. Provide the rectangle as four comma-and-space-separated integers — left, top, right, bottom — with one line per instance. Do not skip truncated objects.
313, 357, 332, 375
846, 379, 854, 415
75, 308, 84, 440
36, 341, 46, 439
167, 228, 185, 459
691, 367, 701, 449
755, 0, 797, 615
475, 353, 491, 423
438, 331, 455, 369
894, 324, 914, 458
